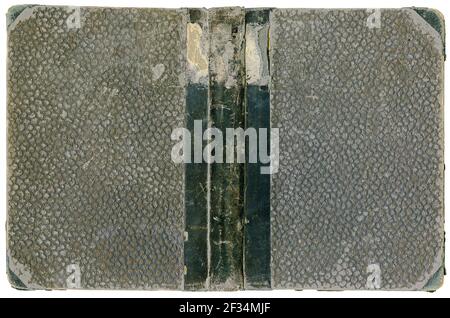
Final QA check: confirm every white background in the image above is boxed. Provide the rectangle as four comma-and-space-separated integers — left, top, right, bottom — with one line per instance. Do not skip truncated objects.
0, 0, 449, 298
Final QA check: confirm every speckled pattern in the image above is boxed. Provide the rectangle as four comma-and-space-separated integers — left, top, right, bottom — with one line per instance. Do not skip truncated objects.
6, 6, 445, 291
7, 6, 186, 289
270, 9, 444, 290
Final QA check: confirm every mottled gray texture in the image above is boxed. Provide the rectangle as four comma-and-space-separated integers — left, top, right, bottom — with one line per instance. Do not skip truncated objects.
7, 6, 445, 292
7, 6, 186, 289
270, 8, 444, 290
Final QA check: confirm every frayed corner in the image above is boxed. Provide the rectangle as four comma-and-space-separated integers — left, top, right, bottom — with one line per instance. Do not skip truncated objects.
6, 5, 39, 33
7, 268, 30, 290
6, 254, 43, 290
409, 7, 446, 58
422, 266, 445, 292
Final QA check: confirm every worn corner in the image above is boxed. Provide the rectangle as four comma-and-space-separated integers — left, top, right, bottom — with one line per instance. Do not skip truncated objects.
6, 256, 32, 290
412, 7, 445, 35
404, 7, 445, 57
7, 4, 39, 33
6, 253, 45, 290
422, 266, 445, 292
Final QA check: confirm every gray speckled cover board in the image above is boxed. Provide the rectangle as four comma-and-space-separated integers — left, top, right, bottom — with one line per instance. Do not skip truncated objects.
6, 6, 445, 290
270, 8, 444, 291
7, 6, 186, 290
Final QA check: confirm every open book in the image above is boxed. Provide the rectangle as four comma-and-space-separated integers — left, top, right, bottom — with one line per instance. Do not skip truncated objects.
6, 6, 445, 290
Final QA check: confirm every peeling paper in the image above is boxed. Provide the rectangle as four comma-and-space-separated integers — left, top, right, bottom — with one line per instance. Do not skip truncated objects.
245, 23, 270, 86
187, 23, 209, 84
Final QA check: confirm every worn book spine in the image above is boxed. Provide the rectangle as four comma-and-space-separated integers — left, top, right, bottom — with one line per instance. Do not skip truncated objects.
208, 7, 245, 290
184, 8, 210, 290
243, 8, 272, 289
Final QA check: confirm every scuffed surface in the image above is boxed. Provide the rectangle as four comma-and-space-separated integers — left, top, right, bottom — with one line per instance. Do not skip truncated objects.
187, 22, 209, 84
7, 6, 186, 289
6, 6, 445, 291
270, 9, 444, 290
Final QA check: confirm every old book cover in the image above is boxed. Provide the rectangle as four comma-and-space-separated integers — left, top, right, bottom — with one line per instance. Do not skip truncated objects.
7, 5, 187, 290
6, 6, 445, 291
270, 8, 445, 290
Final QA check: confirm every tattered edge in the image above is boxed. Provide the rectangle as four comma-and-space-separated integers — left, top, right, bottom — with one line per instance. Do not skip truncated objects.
6, 4, 38, 291
403, 7, 446, 292
410, 9, 445, 289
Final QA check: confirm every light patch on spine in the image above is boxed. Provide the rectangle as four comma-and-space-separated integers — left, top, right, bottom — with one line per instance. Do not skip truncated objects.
187, 23, 209, 84
210, 23, 242, 89
245, 23, 269, 86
